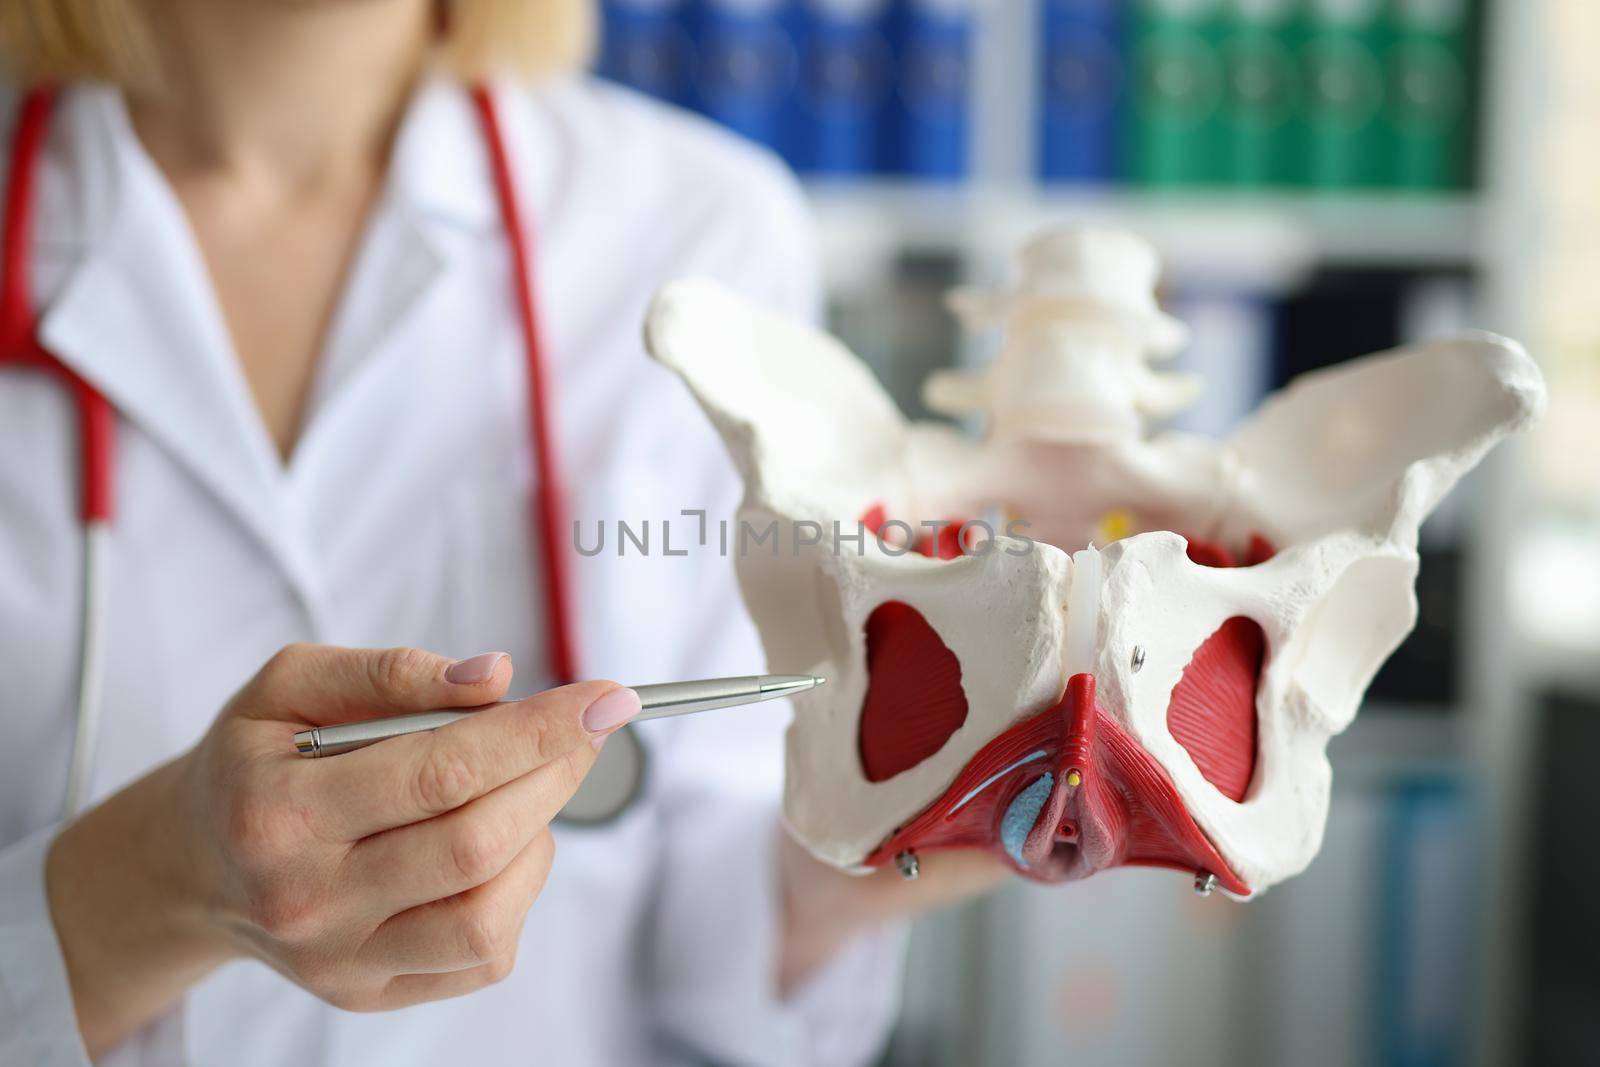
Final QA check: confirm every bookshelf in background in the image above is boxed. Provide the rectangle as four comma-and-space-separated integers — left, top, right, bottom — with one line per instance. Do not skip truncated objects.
1067, 0, 1479, 191
596, 0, 1478, 193
597, 0, 976, 180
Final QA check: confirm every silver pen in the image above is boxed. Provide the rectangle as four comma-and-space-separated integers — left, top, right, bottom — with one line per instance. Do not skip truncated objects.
293, 674, 824, 757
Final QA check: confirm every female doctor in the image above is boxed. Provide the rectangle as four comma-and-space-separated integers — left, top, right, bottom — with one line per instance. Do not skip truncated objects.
0, 2, 1003, 1064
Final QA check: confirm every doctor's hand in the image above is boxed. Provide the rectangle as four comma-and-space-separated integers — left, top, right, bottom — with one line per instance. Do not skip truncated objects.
45, 644, 640, 1057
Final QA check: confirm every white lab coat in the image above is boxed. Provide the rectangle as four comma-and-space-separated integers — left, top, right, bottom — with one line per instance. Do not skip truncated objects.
0, 78, 904, 1067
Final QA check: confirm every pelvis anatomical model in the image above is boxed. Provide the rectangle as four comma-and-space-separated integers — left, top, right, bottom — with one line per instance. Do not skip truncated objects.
645, 227, 1544, 897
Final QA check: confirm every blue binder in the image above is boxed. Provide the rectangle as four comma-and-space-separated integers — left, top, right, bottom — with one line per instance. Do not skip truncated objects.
1376, 776, 1473, 1067
1039, 0, 1124, 183
599, 0, 693, 104
795, 0, 894, 175
689, 0, 800, 154
890, 0, 974, 180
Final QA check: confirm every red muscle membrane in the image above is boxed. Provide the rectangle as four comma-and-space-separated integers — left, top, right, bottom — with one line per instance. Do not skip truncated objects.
857, 601, 970, 782
1184, 531, 1278, 569
1169, 534, 1275, 801
862, 674, 1252, 896
860, 503, 974, 560
1243, 533, 1277, 567
1166, 617, 1266, 802
1183, 535, 1237, 568
918, 522, 966, 560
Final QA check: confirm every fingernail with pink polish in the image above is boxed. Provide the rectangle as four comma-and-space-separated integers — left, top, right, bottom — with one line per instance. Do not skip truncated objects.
445, 651, 506, 685
583, 687, 641, 736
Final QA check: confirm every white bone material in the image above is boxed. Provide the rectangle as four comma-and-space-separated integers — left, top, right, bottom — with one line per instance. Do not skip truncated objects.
645, 230, 1544, 893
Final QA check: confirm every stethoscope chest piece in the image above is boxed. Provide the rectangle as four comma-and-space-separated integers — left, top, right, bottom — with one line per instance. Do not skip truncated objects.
556, 724, 646, 826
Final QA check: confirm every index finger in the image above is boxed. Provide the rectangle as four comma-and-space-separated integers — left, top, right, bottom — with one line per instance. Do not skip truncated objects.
306, 680, 637, 840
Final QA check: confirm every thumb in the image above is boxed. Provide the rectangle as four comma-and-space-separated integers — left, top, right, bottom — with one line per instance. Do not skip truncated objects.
238, 643, 515, 725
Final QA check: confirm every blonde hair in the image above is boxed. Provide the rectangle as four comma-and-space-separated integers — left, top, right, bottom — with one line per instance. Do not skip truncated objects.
0, 0, 596, 88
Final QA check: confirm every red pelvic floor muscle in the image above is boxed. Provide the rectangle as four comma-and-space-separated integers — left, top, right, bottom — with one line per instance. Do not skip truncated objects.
857, 601, 970, 782
862, 674, 1252, 895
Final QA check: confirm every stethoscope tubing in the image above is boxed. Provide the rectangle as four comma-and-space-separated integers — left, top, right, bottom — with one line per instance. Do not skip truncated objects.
469, 86, 578, 688
64, 523, 111, 817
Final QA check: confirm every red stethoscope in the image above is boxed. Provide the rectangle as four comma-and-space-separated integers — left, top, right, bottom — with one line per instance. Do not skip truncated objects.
1, 85, 641, 822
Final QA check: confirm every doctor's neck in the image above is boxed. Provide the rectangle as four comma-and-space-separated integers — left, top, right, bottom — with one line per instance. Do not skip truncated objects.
127, 0, 433, 191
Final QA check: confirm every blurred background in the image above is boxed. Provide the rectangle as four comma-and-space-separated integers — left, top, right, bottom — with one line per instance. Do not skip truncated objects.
594, 1, 1597, 1065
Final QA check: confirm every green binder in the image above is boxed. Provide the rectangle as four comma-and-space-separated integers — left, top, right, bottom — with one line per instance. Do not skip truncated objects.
1127, 0, 1230, 186
1386, 0, 1477, 190
1301, 0, 1390, 189
1221, 0, 1302, 186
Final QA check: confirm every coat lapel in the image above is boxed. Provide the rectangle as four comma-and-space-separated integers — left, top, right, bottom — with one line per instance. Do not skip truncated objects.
35, 87, 324, 608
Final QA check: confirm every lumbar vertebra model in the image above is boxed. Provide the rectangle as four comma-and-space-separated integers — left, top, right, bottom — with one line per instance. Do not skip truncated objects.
645, 226, 1544, 897
926, 227, 1199, 440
